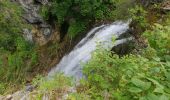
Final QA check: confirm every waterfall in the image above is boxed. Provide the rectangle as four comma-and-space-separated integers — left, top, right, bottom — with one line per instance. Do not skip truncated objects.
48, 21, 132, 80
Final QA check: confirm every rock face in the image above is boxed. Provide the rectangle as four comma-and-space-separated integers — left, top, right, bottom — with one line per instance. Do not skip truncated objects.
161, 1, 170, 11
13, 0, 55, 46
18, 0, 43, 24
140, 0, 163, 7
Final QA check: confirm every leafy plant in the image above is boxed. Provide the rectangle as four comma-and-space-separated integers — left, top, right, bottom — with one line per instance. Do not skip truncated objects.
41, 0, 119, 38
143, 23, 170, 59
31, 73, 72, 99
129, 5, 148, 28
78, 47, 170, 100
0, 0, 37, 94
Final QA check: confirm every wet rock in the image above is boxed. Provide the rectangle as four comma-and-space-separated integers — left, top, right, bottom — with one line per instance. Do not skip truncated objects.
32, 27, 60, 46
16, 0, 43, 24
25, 84, 34, 92
40, 23, 52, 36
41, 28, 51, 36
22, 5, 43, 24
13, 0, 55, 46
112, 40, 135, 56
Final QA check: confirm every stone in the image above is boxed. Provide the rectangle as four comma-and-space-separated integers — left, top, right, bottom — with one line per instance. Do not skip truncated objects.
0, 96, 4, 100
23, 29, 33, 42
25, 85, 34, 92
161, 1, 170, 11
23, 5, 43, 24
6, 95, 12, 100
41, 28, 51, 36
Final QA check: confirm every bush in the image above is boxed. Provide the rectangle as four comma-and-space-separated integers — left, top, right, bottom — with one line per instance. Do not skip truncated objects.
143, 24, 170, 60
0, 0, 38, 94
77, 47, 170, 100
129, 5, 148, 28
31, 73, 72, 99
41, 0, 118, 38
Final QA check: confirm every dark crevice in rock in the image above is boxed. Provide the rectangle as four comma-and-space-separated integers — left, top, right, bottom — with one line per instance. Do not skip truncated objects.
112, 40, 136, 56
60, 21, 70, 42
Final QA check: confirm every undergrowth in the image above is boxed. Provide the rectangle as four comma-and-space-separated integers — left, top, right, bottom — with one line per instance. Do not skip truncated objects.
30, 16, 170, 100
0, 0, 38, 94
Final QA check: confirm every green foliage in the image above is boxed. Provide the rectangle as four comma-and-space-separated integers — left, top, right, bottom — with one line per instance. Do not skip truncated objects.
143, 24, 170, 59
70, 22, 170, 99
40, 5, 50, 20
42, 0, 119, 38
68, 20, 87, 38
31, 73, 72, 99
0, 0, 27, 51
78, 47, 170, 100
112, 0, 134, 20
0, 0, 37, 94
0, 83, 5, 94
129, 5, 148, 28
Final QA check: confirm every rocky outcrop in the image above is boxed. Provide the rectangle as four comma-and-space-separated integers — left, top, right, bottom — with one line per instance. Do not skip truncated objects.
12, 0, 55, 46
140, 0, 163, 7
161, 1, 170, 11
32, 27, 60, 46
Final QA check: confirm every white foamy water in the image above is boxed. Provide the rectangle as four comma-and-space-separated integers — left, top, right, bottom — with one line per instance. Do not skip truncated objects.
48, 21, 132, 80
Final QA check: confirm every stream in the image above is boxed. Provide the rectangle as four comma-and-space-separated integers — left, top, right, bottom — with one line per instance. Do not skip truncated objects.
48, 21, 132, 80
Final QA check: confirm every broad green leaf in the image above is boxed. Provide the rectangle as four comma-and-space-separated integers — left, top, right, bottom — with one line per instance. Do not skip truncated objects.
159, 95, 169, 100
165, 72, 170, 81
131, 78, 151, 90
128, 87, 143, 93
146, 77, 164, 89
146, 93, 159, 100
154, 86, 164, 93
165, 55, 170, 62
139, 93, 159, 100
153, 57, 161, 62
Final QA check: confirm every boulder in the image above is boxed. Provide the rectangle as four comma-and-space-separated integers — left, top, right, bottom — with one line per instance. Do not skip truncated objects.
161, 1, 170, 11
23, 29, 33, 42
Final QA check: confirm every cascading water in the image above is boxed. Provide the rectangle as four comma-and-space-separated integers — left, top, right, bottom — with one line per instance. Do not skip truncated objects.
48, 21, 132, 80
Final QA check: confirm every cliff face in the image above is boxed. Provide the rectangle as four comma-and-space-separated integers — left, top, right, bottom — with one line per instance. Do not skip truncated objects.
12, 0, 57, 46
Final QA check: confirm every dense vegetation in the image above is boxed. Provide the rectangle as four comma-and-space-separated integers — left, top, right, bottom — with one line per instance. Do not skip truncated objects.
80, 23, 170, 99
41, 0, 130, 38
32, 23, 170, 99
29, 1, 170, 100
0, 0, 37, 94
0, 0, 170, 100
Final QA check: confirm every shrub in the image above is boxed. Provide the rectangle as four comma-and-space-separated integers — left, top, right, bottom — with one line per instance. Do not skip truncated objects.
31, 73, 72, 99
0, 0, 38, 94
143, 23, 170, 60
41, 0, 118, 38
129, 5, 148, 28
79, 47, 170, 100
